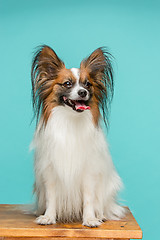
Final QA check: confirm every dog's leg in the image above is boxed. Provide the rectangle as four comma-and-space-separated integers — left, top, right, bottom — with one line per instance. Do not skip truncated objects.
82, 176, 102, 227
94, 192, 107, 222
35, 174, 56, 225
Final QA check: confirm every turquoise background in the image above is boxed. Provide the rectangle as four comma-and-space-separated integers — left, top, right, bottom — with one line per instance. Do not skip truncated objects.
0, 0, 160, 239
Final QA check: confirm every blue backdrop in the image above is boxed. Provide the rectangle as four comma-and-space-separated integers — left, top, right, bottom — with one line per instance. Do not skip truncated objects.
0, 1, 160, 239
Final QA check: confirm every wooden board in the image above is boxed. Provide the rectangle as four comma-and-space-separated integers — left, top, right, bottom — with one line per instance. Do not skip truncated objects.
0, 205, 142, 239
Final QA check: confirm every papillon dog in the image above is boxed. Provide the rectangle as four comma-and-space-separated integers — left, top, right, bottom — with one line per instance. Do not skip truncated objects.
31, 45, 125, 227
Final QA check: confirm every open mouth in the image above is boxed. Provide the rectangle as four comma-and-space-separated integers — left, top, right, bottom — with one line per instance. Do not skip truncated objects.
62, 96, 90, 112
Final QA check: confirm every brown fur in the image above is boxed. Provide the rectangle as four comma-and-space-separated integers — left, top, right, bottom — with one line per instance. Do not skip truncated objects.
80, 48, 114, 126
31, 46, 114, 127
78, 68, 100, 126
42, 68, 77, 124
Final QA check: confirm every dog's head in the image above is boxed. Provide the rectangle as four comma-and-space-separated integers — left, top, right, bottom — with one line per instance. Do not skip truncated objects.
31, 45, 114, 126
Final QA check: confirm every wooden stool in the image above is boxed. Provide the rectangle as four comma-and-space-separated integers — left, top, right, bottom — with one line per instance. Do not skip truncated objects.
0, 204, 142, 240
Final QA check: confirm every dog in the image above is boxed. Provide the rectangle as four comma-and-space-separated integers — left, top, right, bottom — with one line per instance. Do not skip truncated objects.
31, 45, 125, 227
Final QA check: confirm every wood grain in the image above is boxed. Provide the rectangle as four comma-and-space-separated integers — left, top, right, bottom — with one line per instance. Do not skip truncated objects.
0, 238, 130, 240
0, 205, 142, 239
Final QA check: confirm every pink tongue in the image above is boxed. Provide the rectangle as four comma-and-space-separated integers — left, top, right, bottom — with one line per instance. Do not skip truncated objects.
75, 101, 90, 110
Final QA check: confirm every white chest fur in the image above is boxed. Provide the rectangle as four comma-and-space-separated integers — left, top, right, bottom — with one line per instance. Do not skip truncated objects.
34, 106, 110, 182
33, 106, 124, 223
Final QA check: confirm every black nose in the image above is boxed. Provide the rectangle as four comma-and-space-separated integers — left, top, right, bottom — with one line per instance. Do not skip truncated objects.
78, 89, 87, 98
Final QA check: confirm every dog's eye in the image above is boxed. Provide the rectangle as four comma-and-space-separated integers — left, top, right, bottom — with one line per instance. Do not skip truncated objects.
63, 81, 72, 88
85, 80, 92, 88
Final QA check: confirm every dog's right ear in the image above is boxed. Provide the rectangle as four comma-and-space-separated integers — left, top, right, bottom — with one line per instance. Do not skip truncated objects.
31, 45, 65, 81
31, 45, 65, 123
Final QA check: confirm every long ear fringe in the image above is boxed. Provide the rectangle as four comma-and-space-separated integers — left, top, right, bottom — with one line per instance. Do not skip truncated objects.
81, 47, 114, 128
31, 45, 64, 124
100, 47, 114, 128
31, 45, 45, 124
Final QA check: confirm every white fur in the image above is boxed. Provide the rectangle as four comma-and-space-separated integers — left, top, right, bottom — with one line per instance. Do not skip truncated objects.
70, 68, 89, 101
32, 105, 125, 227
70, 68, 80, 81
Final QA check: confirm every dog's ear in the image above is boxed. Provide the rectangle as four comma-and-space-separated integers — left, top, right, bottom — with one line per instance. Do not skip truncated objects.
80, 47, 113, 83
80, 47, 114, 127
31, 45, 65, 123
31, 45, 65, 81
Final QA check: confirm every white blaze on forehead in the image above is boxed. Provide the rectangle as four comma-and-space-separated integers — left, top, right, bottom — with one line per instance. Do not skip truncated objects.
69, 67, 89, 101
70, 68, 80, 83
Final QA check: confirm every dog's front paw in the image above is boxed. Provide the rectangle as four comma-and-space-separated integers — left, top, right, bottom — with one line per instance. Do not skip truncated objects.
35, 215, 56, 225
97, 215, 107, 222
83, 218, 102, 228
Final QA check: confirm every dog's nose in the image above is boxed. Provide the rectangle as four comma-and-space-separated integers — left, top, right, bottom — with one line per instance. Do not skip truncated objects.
78, 89, 87, 98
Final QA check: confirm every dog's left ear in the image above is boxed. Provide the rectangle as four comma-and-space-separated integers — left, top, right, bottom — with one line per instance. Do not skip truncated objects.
80, 47, 113, 83
80, 47, 114, 127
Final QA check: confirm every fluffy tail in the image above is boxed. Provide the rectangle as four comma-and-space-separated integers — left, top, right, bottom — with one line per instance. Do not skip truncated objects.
14, 204, 36, 215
